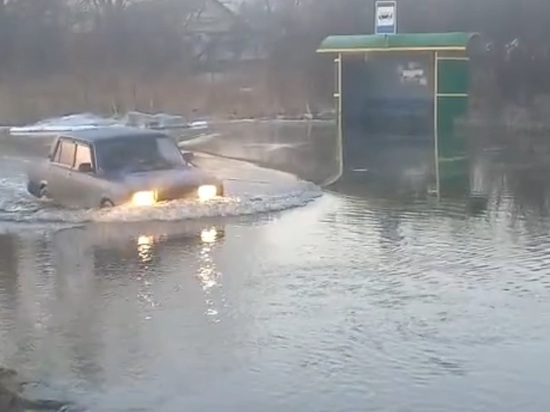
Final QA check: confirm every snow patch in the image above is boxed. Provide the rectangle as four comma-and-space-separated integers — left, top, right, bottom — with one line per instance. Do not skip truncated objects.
8, 111, 210, 136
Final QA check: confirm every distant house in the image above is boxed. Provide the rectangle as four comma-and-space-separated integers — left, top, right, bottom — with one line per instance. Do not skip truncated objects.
183, 0, 268, 72
69, 0, 267, 72
130, 0, 267, 72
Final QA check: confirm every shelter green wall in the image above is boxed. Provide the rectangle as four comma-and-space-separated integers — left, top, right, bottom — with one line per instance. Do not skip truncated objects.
438, 59, 469, 95
436, 55, 469, 161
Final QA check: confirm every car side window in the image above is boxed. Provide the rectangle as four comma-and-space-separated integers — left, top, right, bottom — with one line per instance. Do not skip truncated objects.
56, 139, 76, 167
157, 137, 185, 166
74, 143, 93, 171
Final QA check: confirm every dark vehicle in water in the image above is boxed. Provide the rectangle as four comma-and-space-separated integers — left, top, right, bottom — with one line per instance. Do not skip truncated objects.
26, 127, 224, 208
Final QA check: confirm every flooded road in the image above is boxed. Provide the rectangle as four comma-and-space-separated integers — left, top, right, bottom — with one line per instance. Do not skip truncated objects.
2, 122, 550, 411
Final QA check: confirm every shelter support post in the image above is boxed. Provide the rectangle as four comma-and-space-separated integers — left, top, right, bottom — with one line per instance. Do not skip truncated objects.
335, 53, 343, 179
434, 51, 440, 199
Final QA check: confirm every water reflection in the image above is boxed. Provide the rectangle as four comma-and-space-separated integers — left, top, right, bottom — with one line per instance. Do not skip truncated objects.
179, 119, 550, 228
201, 227, 220, 244
136, 235, 155, 264
179, 120, 340, 186
0, 222, 230, 384
130, 224, 227, 320
91, 221, 225, 266
4, 122, 550, 411
197, 227, 224, 321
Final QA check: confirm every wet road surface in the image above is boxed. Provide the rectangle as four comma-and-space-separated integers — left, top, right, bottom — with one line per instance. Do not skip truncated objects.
1, 122, 550, 411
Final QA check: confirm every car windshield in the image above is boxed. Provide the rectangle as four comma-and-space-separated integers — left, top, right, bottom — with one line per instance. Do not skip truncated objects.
95, 135, 186, 173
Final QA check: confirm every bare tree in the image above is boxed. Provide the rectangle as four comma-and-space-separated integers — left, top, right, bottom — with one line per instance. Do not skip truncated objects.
0, 0, 548, 122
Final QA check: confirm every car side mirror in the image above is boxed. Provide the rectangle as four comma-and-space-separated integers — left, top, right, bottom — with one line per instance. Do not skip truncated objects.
77, 162, 94, 173
182, 151, 195, 164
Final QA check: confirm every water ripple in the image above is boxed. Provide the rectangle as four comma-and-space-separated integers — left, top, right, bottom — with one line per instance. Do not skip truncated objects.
4, 123, 550, 411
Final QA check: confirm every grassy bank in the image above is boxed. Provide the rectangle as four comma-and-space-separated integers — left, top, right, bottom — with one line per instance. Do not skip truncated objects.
0, 67, 334, 126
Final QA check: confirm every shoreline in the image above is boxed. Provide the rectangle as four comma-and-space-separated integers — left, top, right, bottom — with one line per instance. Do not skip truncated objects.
1, 111, 336, 137
3, 110, 550, 143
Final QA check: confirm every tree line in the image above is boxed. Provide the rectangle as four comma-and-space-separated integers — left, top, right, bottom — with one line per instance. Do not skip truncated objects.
0, 0, 548, 122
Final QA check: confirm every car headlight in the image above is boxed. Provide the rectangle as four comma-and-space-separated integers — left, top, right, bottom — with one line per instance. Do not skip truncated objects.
198, 185, 217, 201
132, 191, 157, 206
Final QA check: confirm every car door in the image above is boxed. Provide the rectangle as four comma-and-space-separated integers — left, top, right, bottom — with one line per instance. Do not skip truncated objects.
69, 142, 102, 208
47, 137, 77, 205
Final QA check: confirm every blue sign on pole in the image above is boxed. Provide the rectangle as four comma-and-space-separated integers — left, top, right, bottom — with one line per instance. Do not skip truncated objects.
375, 0, 397, 35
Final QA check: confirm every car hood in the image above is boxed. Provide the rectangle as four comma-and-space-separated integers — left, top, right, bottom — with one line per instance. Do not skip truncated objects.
109, 168, 219, 191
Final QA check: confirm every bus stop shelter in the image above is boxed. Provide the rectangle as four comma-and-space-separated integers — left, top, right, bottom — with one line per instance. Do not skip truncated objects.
317, 32, 480, 171
317, 32, 481, 196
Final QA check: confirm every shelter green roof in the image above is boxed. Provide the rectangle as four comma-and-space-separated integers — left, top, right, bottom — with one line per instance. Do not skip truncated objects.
317, 32, 479, 53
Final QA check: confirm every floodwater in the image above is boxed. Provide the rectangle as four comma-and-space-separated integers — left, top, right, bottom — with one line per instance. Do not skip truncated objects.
2, 122, 550, 412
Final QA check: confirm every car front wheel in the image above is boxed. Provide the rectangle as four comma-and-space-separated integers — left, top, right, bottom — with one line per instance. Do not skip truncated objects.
39, 184, 49, 199
100, 199, 115, 209
27, 182, 40, 198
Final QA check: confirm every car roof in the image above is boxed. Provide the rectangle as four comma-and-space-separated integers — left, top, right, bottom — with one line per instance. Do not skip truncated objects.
59, 126, 168, 144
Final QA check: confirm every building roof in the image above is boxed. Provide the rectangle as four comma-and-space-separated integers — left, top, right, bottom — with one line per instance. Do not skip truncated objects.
63, 127, 166, 143
317, 32, 480, 53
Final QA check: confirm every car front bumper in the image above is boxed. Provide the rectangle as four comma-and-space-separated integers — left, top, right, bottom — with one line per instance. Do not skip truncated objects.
152, 183, 224, 203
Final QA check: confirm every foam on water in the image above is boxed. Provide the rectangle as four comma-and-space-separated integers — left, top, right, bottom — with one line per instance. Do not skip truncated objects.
0, 153, 322, 226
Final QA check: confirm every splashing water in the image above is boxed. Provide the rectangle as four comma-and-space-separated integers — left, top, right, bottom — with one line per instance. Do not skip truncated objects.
0, 153, 323, 226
